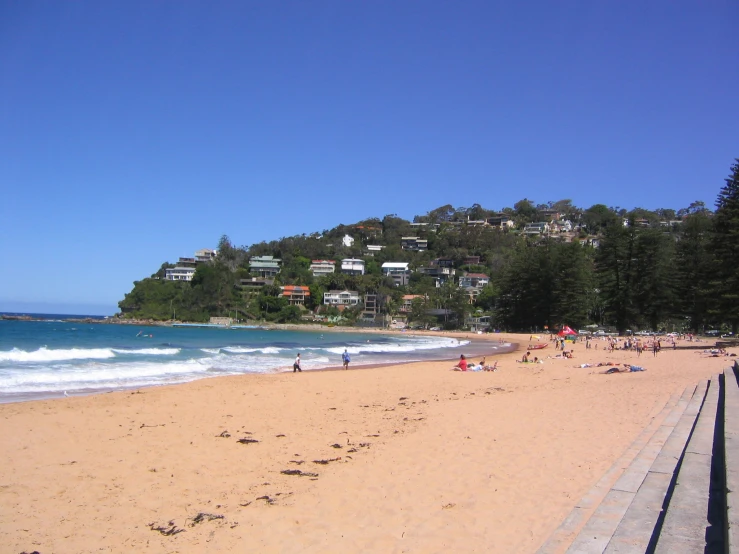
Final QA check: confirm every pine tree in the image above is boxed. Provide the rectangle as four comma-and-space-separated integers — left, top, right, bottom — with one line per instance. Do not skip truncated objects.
711, 159, 739, 333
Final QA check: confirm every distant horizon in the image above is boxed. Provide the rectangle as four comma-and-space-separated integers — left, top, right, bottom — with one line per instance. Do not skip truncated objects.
0, 303, 116, 318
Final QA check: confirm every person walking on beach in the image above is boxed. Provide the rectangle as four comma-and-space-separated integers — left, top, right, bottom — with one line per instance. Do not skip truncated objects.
293, 353, 302, 372
342, 349, 351, 370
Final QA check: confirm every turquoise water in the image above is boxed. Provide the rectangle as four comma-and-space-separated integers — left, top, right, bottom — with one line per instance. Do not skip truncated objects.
0, 318, 510, 402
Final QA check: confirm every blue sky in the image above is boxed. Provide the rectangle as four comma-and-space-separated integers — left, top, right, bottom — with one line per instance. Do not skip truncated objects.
1, 1, 737, 315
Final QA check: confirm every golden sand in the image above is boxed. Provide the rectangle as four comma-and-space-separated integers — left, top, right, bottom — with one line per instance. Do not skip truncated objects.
0, 332, 730, 553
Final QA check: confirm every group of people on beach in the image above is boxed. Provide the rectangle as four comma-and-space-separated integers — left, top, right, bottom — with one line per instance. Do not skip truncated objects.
451, 355, 498, 372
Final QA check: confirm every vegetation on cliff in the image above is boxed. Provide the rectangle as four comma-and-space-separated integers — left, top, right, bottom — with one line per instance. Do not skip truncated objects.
119, 159, 739, 333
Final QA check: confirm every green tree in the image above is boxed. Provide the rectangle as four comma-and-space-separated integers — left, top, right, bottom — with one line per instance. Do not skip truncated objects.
675, 211, 713, 332
710, 159, 739, 333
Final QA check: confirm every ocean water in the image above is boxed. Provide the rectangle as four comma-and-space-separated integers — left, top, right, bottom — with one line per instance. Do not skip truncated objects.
0, 318, 512, 403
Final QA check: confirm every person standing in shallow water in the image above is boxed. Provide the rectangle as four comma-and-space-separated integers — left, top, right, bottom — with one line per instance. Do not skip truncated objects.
293, 353, 302, 372
342, 349, 351, 370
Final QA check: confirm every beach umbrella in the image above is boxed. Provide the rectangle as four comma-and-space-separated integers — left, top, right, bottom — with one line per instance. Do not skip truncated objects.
557, 326, 578, 337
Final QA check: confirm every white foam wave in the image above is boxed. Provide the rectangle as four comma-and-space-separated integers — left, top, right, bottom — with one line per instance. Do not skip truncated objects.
222, 346, 283, 354
112, 348, 181, 356
324, 338, 469, 355
0, 347, 117, 363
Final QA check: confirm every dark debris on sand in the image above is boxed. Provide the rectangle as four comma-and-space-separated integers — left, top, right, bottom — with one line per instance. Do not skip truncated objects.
281, 469, 319, 477
148, 521, 185, 536
190, 512, 224, 526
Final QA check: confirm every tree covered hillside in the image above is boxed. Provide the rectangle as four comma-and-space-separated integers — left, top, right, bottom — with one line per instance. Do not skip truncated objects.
118, 159, 739, 334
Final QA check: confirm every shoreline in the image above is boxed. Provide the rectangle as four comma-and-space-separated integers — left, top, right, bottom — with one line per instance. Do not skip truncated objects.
0, 326, 518, 405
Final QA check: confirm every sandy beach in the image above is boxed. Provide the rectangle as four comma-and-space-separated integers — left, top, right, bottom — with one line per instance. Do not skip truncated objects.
0, 332, 733, 553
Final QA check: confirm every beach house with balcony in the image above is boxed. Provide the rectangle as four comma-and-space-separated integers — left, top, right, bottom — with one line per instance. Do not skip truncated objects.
281, 285, 310, 306
487, 215, 515, 229
165, 266, 196, 281
401, 237, 428, 251
459, 273, 490, 303
417, 265, 456, 287
340, 258, 365, 276
458, 273, 490, 288
309, 260, 335, 278
523, 222, 550, 236
381, 262, 411, 287
249, 256, 281, 278
324, 290, 361, 307
195, 248, 217, 263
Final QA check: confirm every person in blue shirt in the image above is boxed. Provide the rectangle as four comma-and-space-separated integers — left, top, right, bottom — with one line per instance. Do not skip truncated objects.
342, 349, 351, 370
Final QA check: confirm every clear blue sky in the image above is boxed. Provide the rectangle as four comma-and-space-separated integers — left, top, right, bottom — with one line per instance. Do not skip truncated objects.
1, 1, 737, 315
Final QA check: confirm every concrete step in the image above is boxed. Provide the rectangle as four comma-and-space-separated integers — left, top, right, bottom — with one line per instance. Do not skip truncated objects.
653, 374, 721, 553
724, 365, 739, 552
603, 377, 715, 553
564, 380, 709, 554
535, 385, 694, 554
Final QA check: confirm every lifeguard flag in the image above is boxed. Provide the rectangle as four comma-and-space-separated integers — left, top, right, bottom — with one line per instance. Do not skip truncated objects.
558, 326, 577, 336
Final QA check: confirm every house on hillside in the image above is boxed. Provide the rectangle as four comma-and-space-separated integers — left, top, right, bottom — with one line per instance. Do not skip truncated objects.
409, 222, 440, 232
195, 248, 217, 263
165, 266, 196, 281
523, 222, 550, 235
382, 262, 411, 287
281, 285, 310, 306
340, 258, 365, 276
365, 245, 385, 256
417, 265, 455, 287
466, 217, 488, 227
309, 260, 335, 278
459, 273, 490, 303
401, 237, 428, 251
354, 225, 382, 238
324, 290, 361, 307
400, 294, 424, 313
239, 277, 275, 297
249, 256, 281, 278
459, 273, 489, 288
464, 256, 481, 266
487, 215, 515, 229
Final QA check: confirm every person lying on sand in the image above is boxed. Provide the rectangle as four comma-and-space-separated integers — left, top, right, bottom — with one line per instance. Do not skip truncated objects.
602, 364, 646, 374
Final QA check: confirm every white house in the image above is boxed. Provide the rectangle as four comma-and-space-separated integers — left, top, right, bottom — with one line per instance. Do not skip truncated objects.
309, 259, 335, 277
458, 273, 490, 288
324, 290, 361, 306
365, 245, 385, 256
381, 262, 411, 287
341, 258, 365, 275
165, 266, 196, 281
342, 234, 355, 247
523, 222, 550, 235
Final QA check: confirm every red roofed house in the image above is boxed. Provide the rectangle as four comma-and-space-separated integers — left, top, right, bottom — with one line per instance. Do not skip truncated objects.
281, 285, 311, 306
